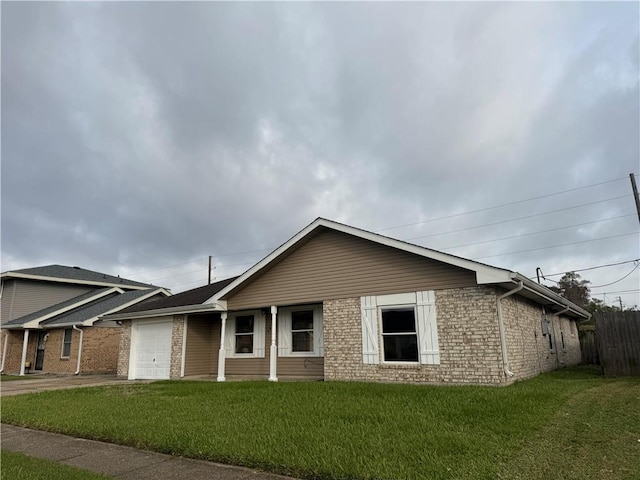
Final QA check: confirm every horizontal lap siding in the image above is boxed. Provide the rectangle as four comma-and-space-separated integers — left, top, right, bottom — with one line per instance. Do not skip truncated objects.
226, 229, 476, 310
184, 318, 214, 376
277, 357, 324, 377
1, 279, 94, 324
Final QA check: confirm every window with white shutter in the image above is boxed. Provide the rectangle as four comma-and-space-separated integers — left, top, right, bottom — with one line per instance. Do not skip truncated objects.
360, 291, 440, 365
225, 310, 265, 358
278, 305, 323, 357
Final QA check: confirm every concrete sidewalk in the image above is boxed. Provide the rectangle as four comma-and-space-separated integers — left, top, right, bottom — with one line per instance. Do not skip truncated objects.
1, 424, 298, 480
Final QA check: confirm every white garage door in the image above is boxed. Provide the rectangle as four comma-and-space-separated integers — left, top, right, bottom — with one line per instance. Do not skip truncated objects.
132, 320, 173, 380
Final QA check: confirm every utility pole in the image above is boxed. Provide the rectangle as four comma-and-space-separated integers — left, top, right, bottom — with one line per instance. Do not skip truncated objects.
617, 296, 623, 310
208, 256, 212, 285
630, 173, 640, 225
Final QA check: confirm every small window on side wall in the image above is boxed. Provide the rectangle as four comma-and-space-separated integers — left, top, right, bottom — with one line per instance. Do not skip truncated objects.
61, 328, 73, 358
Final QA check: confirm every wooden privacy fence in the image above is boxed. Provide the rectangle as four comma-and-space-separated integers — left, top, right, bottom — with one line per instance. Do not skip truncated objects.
579, 329, 599, 365
595, 311, 640, 377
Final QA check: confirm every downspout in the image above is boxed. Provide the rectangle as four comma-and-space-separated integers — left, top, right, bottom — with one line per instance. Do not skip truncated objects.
73, 325, 84, 375
0, 330, 9, 373
497, 281, 523, 379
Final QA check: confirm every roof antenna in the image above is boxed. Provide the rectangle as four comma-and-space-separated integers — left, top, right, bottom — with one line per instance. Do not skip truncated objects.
536, 267, 545, 284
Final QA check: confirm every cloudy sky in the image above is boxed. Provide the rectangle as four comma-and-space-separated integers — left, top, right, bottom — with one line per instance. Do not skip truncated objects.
2, 2, 639, 308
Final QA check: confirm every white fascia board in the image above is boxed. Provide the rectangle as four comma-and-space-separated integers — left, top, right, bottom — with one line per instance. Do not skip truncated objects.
102, 302, 223, 321
0, 272, 151, 290
207, 217, 514, 304
16, 287, 123, 329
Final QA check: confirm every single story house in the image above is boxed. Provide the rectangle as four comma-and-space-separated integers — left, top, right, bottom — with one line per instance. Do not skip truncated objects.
1, 265, 169, 375
108, 218, 589, 385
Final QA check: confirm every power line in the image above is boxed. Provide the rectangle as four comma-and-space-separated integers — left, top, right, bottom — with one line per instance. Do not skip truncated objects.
439, 214, 634, 251
405, 196, 630, 242
473, 231, 639, 260
539, 259, 640, 278
590, 262, 640, 288
125, 257, 206, 277
376, 176, 629, 233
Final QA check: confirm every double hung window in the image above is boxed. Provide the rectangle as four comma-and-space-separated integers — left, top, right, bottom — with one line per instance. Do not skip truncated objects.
278, 305, 323, 357
381, 307, 419, 362
361, 291, 439, 365
225, 311, 265, 358
235, 315, 254, 354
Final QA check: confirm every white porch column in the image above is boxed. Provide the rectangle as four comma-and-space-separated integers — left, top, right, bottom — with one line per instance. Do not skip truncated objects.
217, 312, 227, 382
19, 330, 29, 376
269, 306, 278, 382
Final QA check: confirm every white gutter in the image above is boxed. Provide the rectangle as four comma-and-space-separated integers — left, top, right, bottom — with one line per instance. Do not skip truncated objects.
0, 330, 9, 373
73, 325, 84, 375
497, 281, 524, 378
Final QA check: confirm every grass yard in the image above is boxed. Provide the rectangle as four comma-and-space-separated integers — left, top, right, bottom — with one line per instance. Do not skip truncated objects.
2, 367, 639, 480
0, 451, 112, 480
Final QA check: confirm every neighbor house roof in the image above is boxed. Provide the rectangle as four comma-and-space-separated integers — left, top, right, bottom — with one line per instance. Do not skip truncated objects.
106, 218, 590, 320
3, 287, 170, 329
1, 264, 155, 290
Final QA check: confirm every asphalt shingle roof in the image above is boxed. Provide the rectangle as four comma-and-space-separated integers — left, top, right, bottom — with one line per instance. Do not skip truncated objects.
3, 265, 155, 289
119, 277, 238, 314
42, 289, 163, 326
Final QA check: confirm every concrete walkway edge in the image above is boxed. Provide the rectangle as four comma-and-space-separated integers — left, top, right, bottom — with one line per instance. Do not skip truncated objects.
1, 424, 299, 480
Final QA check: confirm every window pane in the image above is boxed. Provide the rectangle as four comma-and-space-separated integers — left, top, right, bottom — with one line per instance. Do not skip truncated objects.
235, 334, 253, 354
381, 308, 416, 333
292, 331, 313, 352
292, 310, 314, 331
383, 335, 418, 362
236, 315, 254, 333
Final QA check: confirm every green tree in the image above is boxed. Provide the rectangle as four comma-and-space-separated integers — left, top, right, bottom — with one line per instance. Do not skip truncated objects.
549, 272, 591, 308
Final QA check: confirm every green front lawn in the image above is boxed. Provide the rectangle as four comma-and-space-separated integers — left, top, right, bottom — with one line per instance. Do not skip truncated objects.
1, 451, 112, 480
2, 367, 638, 480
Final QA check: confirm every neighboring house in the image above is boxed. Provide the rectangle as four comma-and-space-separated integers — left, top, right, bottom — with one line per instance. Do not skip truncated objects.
108, 218, 589, 385
0, 265, 169, 375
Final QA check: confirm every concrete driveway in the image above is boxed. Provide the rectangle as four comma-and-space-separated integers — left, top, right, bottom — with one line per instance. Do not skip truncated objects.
0, 374, 144, 397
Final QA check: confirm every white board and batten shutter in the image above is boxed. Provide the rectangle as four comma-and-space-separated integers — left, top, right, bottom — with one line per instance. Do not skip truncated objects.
360, 290, 440, 366
416, 290, 440, 365
361, 296, 379, 364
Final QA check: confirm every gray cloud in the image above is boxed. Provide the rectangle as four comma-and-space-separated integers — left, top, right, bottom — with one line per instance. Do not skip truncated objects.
2, 2, 638, 306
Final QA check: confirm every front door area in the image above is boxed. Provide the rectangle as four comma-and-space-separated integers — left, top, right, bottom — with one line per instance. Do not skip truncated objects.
35, 331, 47, 371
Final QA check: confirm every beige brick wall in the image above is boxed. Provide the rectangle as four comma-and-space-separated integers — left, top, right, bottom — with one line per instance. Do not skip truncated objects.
170, 316, 185, 379
324, 286, 506, 385
324, 286, 585, 386
117, 321, 132, 377
502, 295, 582, 382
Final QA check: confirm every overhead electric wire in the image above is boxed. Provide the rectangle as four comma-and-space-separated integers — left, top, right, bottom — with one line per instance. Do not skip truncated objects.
376, 176, 628, 233
438, 214, 634, 251
538, 258, 640, 278
404, 195, 629, 242
472, 231, 639, 260
125, 257, 207, 277
590, 262, 640, 288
